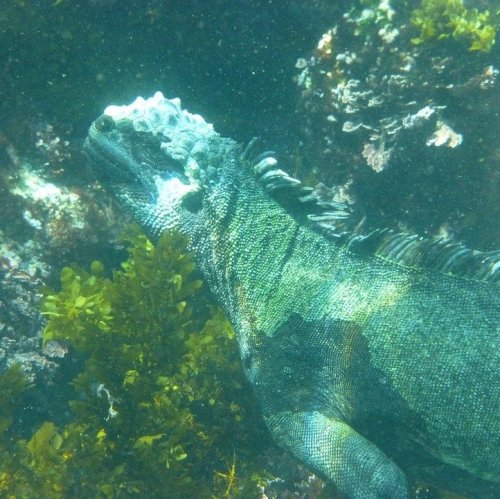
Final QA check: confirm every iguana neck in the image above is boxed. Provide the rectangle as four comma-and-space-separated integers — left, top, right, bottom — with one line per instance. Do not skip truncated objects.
186, 161, 331, 343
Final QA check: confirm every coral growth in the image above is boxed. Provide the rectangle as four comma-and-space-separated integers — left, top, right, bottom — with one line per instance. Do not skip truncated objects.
0, 228, 273, 498
295, 0, 500, 250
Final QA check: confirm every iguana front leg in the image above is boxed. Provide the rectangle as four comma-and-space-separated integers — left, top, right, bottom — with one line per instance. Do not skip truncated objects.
266, 411, 409, 499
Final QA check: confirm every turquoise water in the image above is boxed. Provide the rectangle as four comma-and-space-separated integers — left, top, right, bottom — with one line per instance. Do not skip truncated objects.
0, 1, 498, 497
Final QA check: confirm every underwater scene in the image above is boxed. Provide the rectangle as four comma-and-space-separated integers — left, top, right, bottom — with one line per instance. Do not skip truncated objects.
0, 1, 499, 498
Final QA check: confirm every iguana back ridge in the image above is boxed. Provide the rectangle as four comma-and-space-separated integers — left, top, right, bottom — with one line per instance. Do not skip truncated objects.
85, 92, 500, 498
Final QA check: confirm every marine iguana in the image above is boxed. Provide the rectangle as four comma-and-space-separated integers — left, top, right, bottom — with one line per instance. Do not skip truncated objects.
85, 92, 499, 498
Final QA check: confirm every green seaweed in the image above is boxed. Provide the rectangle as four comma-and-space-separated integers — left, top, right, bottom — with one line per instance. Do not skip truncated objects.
0, 227, 273, 498
0, 364, 29, 435
410, 0, 499, 52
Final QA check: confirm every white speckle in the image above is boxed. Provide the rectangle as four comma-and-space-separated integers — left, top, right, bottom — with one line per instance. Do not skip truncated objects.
342, 121, 363, 133
22, 210, 42, 230
295, 58, 308, 69
362, 141, 393, 172
416, 106, 435, 120
402, 106, 435, 129
379, 0, 395, 21
155, 175, 197, 207
426, 121, 463, 148
378, 26, 399, 43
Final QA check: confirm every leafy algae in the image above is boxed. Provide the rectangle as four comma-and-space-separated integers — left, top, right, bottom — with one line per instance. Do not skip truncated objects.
0, 228, 272, 498
411, 0, 499, 52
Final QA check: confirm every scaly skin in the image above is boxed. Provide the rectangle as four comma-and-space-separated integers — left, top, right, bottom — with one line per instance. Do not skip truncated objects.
85, 92, 499, 498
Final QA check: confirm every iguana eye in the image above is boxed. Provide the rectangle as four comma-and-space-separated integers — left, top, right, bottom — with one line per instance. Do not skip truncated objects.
95, 114, 114, 133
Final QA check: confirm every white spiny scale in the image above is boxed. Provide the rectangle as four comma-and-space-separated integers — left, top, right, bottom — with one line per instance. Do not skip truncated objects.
260, 168, 292, 182
253, 156, 277, 175
155, 175, 197, 208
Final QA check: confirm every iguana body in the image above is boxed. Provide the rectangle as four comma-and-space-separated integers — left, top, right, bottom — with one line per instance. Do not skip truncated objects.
85, 92, 499, 498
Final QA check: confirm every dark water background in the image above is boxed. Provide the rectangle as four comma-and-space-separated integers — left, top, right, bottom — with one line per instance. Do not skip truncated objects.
0, 1, 498, 498
1, 0, 498, 250
1, 0, 329, 156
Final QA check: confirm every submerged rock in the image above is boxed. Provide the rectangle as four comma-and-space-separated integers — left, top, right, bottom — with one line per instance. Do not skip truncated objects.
295, 0, 499, 250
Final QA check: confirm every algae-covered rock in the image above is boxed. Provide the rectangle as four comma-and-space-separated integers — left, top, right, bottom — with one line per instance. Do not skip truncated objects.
295, 0, 499, 250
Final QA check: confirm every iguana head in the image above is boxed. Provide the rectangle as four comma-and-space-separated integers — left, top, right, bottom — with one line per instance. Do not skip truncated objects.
85, 91, 235, 237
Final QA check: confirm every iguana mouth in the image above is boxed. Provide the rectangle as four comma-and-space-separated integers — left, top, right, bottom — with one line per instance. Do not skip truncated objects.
86, 117, 140, 184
